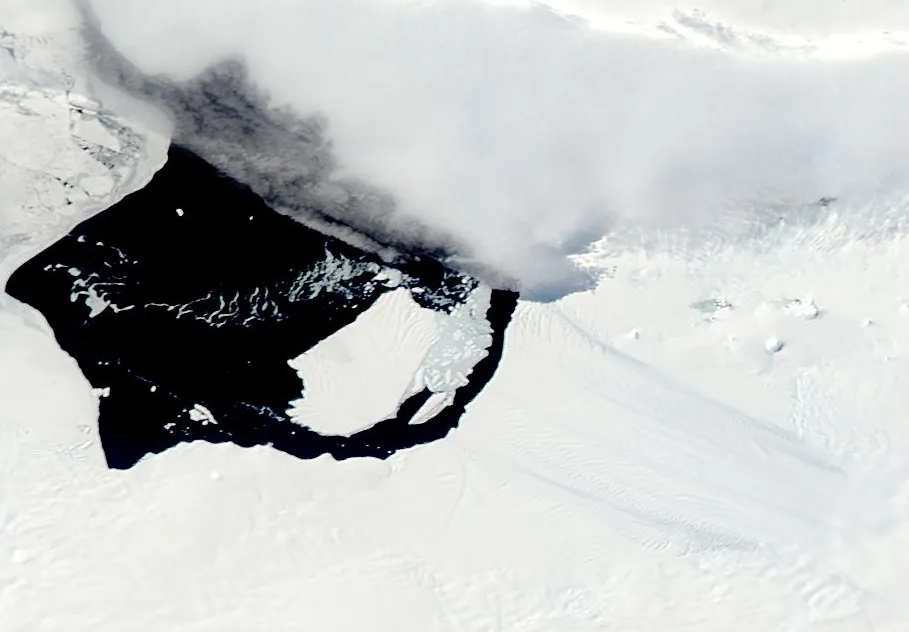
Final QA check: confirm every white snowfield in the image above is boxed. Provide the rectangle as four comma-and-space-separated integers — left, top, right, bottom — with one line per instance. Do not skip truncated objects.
3, 4, 909, 631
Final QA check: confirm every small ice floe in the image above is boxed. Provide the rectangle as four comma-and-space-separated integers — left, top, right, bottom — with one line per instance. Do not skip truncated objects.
176, 208, 184, 217
92, 387, 111, 398
765, 336, 784, 353
188, 404, 217, 425
75, 287, 111, 318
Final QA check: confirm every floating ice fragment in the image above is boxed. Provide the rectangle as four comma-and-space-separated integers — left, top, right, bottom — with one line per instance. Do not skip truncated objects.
188, 403, 217, 425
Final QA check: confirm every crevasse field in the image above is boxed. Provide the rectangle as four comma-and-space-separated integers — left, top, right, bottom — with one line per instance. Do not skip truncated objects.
3, 1, 909, 630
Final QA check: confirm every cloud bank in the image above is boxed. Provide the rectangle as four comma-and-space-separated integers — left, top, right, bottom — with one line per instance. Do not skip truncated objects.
81, 0, 909, 297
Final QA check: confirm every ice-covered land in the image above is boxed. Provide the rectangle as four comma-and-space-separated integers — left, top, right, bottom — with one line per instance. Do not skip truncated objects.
3, 1, 909, 630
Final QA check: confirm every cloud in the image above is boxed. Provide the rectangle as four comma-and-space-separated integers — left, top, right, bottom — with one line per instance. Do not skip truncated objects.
81, 0, 909, 298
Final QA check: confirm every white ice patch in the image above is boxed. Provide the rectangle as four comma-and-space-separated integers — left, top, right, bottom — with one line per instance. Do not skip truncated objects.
783, 296, 822, 321
70, 276, 134, 318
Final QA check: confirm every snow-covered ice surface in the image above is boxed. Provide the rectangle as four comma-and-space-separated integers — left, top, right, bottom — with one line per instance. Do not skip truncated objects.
3, 4, 909, 631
